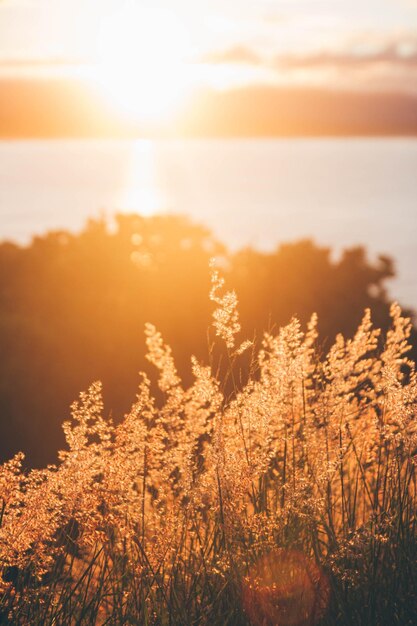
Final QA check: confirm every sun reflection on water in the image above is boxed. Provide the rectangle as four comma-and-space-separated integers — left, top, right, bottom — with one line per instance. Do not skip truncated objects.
119, 140, 167, 217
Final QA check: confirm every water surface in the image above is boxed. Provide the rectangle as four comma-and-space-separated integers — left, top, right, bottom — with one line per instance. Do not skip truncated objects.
0, 138, 416, 308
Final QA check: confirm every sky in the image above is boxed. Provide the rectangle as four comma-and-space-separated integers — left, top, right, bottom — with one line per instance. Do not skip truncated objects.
1, 0, 417, 90
0, 0, 417, 134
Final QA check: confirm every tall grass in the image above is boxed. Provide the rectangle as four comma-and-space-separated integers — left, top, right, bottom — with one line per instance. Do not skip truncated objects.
1, 266, 416, 625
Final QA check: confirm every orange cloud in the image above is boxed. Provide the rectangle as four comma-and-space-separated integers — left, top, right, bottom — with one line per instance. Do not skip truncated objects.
274, 44, 417, 71
198, 45, 262, 65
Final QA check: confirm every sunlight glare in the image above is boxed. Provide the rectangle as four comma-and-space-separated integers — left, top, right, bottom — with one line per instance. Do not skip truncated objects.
119, 140, 167, 216
93, 3, 192, 125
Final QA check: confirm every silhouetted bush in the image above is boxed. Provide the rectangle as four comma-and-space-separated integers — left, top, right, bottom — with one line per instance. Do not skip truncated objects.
0, 213, 413, 466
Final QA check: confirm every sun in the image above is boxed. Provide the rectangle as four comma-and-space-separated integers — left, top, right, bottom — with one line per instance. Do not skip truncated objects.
92, 3, 192, 126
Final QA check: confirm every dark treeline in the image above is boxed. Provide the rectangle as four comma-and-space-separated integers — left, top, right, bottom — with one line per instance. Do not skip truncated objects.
2, 79, 417, 138
0, 214, 413, 466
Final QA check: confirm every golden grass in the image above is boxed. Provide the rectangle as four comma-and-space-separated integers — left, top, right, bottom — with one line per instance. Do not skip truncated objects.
1, 267, 416, 625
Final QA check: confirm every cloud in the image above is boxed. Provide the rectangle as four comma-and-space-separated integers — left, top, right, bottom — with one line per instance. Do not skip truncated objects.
196, 37, 417, 93
198, 37, 417, 75
0, 1, 40, 7
0, 58, 85, 66
270, 38, 417, 93
199, 45, 262, 65
274, 44, 417, 71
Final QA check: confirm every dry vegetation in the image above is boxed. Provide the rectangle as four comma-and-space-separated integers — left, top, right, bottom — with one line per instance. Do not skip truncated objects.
1, 266, 416, 625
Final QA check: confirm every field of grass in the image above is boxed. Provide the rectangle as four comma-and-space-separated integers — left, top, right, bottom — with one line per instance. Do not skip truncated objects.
1, 266, 416, 625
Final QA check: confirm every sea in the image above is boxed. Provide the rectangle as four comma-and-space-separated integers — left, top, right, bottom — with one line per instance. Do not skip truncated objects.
0, 138, 416, 309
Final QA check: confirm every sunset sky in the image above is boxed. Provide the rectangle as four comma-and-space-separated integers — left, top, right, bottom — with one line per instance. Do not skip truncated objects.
1, 0, 417, 133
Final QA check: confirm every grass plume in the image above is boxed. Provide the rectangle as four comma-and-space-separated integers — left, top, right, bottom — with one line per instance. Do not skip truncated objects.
1, 269, 416, 625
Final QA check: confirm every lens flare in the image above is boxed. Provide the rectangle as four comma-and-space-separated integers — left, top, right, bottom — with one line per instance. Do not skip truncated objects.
242, 550, 330, 626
